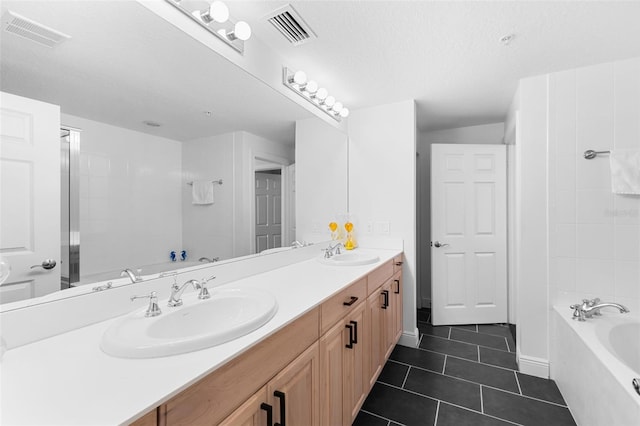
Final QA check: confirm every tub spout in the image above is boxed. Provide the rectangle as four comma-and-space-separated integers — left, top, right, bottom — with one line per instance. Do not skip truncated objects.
584, 302, 630, 315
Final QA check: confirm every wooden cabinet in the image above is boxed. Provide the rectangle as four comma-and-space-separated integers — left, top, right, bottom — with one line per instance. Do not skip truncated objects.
267, 342, 320, 426
135, 254, 403, 426
320, 302, 367, 425
221, 343, 319, 426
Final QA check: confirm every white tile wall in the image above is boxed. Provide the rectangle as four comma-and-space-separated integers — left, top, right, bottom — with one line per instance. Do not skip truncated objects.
549, 58, 640, 312
62, 114, 183, 280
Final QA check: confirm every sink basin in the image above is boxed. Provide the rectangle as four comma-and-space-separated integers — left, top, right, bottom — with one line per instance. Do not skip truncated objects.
101, 288, 278, 358
318, 252, 380, 266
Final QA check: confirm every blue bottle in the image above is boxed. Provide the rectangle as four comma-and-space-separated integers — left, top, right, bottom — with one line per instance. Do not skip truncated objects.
170, 251, 176, 262
180, 250, 187, 261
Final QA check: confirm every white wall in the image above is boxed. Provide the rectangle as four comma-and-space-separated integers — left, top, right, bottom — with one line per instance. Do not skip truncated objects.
61, 114, 183, 280
295, 117, 348, 242
425, 123, 505, 145
183, 131, 294, 260
182, 132, 236, 261
416, 122, 505, 309
348, 100, 418, 346
549, 58, 640, 312
513, 56, 640, 378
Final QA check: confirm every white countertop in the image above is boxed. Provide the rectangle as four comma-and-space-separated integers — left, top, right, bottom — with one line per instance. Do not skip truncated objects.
0, 248, 401, 426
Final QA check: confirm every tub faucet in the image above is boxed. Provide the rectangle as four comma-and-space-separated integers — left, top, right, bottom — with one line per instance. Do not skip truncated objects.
199, 257, 219, 263
121, 268, 142, 283
570, 298, 630, 321
168, 279, 202, 307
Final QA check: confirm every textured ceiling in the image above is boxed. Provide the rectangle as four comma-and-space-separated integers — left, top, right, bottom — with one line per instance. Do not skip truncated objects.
2, 1, 640, 139
231, 0, 640, 131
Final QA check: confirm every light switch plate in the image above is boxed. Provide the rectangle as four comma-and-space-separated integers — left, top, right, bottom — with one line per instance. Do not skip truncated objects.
376, 221, 390, 234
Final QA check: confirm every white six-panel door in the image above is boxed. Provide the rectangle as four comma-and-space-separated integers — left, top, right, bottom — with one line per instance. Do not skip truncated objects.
0, 92, 61, 304
431, 144, 507, 325
255, 172, 282, 253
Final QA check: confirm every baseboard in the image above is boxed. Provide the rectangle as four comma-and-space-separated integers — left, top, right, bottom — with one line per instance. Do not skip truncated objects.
517, 352, 549, 378
397, 328, 420, 348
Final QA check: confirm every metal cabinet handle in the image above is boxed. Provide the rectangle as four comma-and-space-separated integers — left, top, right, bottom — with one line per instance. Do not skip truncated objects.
30, 259, 56, 270
382, 290, 389, 309
343, 296, 358, 306
433, 241, 449, 248
345, 323, 354, 349
394, 279, 400, 294
274, 391, 286, 426
260, 403, 273, 426
350, 320, 358, 344
394, 261, 403, 266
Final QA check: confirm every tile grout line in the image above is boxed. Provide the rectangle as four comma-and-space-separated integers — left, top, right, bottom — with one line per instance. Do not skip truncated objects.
433, 400, 440, 426
442, 354, 447, 374
358, 409, 403, 426
417, 332, 424, 348
381, 359, 569, 409
505, 336, 511, 352
477, 344, 480, 362
401, 365, 411, 388
447, 327, 452, 339
394, 345, 517, 373
424, 332, 512, 354
480, 384, 484, 413
514, 371, 523, 395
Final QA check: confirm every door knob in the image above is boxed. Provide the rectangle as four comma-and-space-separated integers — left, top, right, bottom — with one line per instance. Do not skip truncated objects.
30, 259, 57, 270
433, 241, 449, 248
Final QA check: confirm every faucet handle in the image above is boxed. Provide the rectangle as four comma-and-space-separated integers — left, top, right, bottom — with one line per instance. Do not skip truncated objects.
570, 304, 585, 321
131, 291, 162, 317
198, 275, 216, 299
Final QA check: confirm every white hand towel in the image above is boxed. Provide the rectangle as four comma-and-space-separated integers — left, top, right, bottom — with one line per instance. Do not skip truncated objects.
610, 151, 640, 195
192, 180, 214, 205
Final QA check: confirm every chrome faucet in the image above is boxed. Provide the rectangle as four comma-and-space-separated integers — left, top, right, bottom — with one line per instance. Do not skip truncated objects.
121, 268, 142, 283
291, 240, 311, 248
198, 257, 220, 263
324, 242, 344, 259
570, 298, 630, 321
168, 279, 202, 307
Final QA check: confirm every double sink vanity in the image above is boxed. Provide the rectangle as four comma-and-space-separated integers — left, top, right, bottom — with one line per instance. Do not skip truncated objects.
1, 246, 404, 426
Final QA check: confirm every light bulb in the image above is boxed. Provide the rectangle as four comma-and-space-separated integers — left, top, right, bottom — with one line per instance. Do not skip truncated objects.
305, 80, 318, 94
209, 1, 229, 23
339, 108, 350, 118
332, 102, 343, 113
325, 96, 335, 108
233, 21, 251, 40
292, 70, 307, 86
315, 88, 328, 101
199, 0, 229, 23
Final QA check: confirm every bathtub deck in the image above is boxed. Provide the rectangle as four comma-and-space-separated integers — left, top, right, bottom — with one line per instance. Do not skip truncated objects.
354, 309, 577, 426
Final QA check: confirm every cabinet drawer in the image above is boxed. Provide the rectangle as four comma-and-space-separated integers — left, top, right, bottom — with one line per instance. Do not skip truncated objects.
320, 278, 366, 334
159, 307, 319, 426
367, 260, 394, 295
393, 255, 404, 274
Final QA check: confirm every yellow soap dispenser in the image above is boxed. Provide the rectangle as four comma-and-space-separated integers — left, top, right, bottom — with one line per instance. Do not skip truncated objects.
344, 221, 357, 250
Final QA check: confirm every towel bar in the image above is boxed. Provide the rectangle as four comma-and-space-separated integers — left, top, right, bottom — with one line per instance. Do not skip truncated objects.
187, 179, 223, 185
583, 150, 610, 160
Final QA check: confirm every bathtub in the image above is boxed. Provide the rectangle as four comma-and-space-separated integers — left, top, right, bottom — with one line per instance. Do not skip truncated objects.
552, 305, 640, 426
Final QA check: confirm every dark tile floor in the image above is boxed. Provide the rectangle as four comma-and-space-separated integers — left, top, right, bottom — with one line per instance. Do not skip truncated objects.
354, 309, 576, 426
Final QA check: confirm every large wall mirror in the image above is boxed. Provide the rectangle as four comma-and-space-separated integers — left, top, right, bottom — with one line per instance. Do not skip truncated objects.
0, 0, 348, 308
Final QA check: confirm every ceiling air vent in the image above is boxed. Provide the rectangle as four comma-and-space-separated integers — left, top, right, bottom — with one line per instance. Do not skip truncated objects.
266, 5, 316, 46
2, 11, 70, 48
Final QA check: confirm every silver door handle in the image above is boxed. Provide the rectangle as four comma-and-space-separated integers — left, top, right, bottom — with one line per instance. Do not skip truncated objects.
433, 241, 449, 248
30, 259, 57, 270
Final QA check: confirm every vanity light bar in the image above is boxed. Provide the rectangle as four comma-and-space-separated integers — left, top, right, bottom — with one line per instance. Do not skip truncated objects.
282, 67, 349, 122
164, 0, 251, 54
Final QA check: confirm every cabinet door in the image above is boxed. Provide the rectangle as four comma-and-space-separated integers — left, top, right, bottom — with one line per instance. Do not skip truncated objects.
392, 273, 403, 344
344, 303, 367, 425
366, 290, 385, 389
320, 320, 345, 425
219, 386, 269, 426
267, 342, 319, 426
382, 279, 396, 360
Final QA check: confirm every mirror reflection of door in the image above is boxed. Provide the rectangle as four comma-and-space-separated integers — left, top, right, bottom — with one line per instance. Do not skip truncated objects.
255, 171, 282, 253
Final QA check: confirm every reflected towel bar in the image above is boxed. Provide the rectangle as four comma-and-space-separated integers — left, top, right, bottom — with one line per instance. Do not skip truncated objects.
187, 179, 223, 185
584, 150, 610, 160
